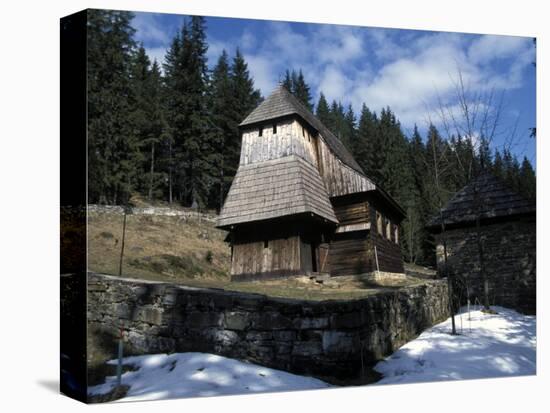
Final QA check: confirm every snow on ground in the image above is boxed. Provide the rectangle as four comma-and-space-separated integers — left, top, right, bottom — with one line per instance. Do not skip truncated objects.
88, 352, 332, 402
89, 306, 535, 401
374, 306, 536, 384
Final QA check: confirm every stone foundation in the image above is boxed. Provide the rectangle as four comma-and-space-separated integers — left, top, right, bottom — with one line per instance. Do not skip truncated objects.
86, 273, 449, 384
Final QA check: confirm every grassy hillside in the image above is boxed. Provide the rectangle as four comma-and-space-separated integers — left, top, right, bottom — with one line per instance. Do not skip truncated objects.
88, 211, 231, 284
87, 207, 431, 300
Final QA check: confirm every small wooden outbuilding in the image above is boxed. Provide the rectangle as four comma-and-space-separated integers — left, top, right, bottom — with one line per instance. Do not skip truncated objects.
426, 173, 536, 313
217, 85, 405, 281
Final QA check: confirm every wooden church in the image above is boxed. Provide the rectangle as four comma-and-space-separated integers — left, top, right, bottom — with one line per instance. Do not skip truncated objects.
217, 85, 405, 281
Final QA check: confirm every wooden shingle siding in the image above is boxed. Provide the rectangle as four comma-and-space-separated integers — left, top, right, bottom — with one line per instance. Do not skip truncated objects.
428, 173, 535, 229
219, 84, 407, 280
218, 155, 338, 228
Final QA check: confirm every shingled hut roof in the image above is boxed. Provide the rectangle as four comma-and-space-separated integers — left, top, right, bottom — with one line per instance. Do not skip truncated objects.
217, 155, 338, 228
427, 173, 535, 230
240, 85, 364, 175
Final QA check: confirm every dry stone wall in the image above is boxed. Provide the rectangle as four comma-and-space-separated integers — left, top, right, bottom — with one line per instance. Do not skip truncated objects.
87, 273, 449, 384
87, 205, 217, 222
435, 219, 536, 314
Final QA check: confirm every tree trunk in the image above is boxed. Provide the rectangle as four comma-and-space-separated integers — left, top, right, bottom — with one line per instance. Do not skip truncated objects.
440, 217, 456, 335
473, 180, 490, 310
476, 214, 489, 309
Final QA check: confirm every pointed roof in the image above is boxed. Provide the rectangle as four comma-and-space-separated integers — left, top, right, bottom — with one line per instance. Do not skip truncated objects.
217, 155, 338, 229
427, 173, 535, 230
240, 85, 364, 175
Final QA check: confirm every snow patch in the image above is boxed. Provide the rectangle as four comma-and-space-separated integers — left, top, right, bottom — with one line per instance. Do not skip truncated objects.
88, 352, 332, 402
374, 306, 536, 384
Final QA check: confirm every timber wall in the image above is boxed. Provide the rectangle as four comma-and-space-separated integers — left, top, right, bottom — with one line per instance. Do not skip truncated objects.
316, 136, 375, 197
86, 273, 450, 384
240, 119, 318, 167
435, 219, 536, 314
231, 236, 302, 281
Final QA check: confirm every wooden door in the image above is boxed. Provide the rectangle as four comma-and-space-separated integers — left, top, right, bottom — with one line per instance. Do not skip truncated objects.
318, 243, 330, 273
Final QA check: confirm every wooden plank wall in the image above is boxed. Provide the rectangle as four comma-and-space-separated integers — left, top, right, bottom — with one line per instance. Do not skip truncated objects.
316, 136, 375, 197
329, 232, 372, 276
240, 120, 318, 168
369, 232, 405, 273
368, 205, 404, 273
231, 235, 302, 276
333, 199, 369, 225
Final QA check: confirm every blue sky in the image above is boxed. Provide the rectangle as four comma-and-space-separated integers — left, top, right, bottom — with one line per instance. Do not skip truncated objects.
132, 11, 536, 166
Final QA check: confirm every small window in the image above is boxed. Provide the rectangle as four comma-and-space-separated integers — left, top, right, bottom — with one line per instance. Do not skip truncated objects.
386, 220, 391, 240
376, 212, 383, 235
302, 126, 305, 137
273, 124, 277, 134
263, 240, 268, 249
394, 225, 399, 244
259, 127, 263, 137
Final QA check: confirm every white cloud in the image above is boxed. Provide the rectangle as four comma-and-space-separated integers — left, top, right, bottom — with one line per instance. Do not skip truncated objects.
244, 54, 277, 94
203, 21, 534, 132
468, 35, 532, 64
133, 13, 171, 46
145, 47, 168, 67
319, 66, 351, 102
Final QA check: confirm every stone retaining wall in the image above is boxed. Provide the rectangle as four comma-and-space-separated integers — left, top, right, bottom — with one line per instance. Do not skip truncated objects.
87, 273, 449, 384
87, 205, 217, 222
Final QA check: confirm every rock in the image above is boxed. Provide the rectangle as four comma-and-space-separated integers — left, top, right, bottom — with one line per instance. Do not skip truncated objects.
224, 311, 249, 331
322, 331, 355, 354
292, 341, 322, 356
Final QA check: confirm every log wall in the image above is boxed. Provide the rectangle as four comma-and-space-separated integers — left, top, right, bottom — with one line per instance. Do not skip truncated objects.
367, 195, 404, 274
329, 232, 373, 276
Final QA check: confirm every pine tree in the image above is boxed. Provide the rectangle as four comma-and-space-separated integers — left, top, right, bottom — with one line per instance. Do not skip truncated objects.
519, 157, 536, 200
161, 31, 183, 204
282, 69, 293, 92
87, 9, 138, 205
316, 93, 331, 127
293, 70, 313, 111
209, 50, 234, 210
281, 69, 313, 110
163, 16, 217, 208
228, 48, 262, 187
127, 47, 169, 202
342, 105, 356, 151
405, 125, 429, 263
329, 100, 348, 147
353, 104, 376, 172
492, 149, 504, 180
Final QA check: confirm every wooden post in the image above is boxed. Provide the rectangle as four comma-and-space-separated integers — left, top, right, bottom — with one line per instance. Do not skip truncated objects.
116, 326, 124, 387
374, 245, 380, 276
118, 210, 127, 277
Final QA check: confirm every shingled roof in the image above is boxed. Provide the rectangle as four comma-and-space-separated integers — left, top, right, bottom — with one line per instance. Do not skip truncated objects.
240, 85, 364, 175
427, 173, 535, 230
217, 155, 338, 228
